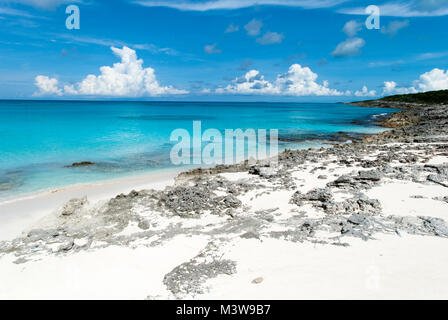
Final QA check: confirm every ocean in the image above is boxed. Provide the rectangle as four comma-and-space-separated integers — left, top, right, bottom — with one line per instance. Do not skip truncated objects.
0, 100, 398, 199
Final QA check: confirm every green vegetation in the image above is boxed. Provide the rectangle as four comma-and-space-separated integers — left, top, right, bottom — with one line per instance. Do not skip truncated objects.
380, 90, 448, 104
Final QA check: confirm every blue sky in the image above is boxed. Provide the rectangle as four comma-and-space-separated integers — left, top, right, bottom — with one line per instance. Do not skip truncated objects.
0, 0, 448, 101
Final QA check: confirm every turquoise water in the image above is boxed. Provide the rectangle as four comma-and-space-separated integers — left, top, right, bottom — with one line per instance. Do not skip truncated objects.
0, 100, 397, 198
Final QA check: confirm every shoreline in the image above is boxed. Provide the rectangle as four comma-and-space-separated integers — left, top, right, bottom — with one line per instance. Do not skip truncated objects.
0, 167, 184, 241
1, 99, 447, 299
0, 105, 394, 241
0, 103, 396, 203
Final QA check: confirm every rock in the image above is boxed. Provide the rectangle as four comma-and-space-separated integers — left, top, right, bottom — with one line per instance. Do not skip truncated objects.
159, 183, 243, 217
138, 219, 150, 230
27, 229, 55, 241
324, 196, 381, 216
317, 175, 327, 179
240, 231, 260, 239
329, 175, 354, 188
219, 195, 242, 208
423, 218, 448, 237
163, 244, 237, 298
356, 170, 382, 181
60, 197, 88, 216
398, 216, 422, 227
129, 190, 140, 198
251, 277, 264, 284
249, 165, 277, 178
57, 238, 74, 252
66, 161, 95, 167
348, 214, 367, 225
305, 188, 333, 202
427, 174, 448, 188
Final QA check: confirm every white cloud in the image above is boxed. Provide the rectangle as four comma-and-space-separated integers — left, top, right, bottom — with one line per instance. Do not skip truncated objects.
257, 31, 284, 45
7, 0, 78, 9
382, 68, 448, 95
417, 68, 448, 91
134, 0, 348, 11
0, 7, 35, 17
34, 75, 63, 96
368, 51, 448, 68
225, 23, 239, 33
55, 34, 179, 56
34, 46, 188, 97
342, 20, 362, 37
244, 19, 263, 36
382, 81, 417, 95
331, 37, 365, 57
216, 64, 344, 96
339, 2, 448, 17
354, 85, 377, 97
381, 20, 410, 36
204, 43, 222, 54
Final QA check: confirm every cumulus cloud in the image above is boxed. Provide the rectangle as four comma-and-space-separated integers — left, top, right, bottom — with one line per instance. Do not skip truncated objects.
382, 68, 448, 95
244, 19, 263, 36
382, 81, 417, 95
216, 64, 344, 96
381, 20, 410, 36
204, 43, 222, 54
331, 37, 365, 57
34, 75, 62, 96
34, 46, 188, 97
354, 85, 377, 97
257, 31, 284, 45
342, 20, 362, 37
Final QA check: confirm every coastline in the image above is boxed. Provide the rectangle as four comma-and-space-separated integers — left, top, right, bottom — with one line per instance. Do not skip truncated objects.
0, 100, 447, 299
0, 167, 183, 241
0, 105, 393, 241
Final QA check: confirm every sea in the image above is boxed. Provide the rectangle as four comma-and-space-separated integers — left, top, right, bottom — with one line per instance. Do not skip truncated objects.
0, 100, 398, 199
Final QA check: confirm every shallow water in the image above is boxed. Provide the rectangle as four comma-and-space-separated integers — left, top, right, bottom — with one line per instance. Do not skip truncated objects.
0, 100, 398, 198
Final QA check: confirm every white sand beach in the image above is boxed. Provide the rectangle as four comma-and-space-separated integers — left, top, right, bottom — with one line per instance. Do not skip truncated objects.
0, 137, 447, 300
0, 168, 183, 242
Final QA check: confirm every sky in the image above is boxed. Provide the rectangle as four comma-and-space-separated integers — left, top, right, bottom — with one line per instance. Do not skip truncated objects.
0, 0, 448, 101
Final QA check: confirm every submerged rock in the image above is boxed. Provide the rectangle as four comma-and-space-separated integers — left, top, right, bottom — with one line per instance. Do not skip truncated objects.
65, 161, 95, 168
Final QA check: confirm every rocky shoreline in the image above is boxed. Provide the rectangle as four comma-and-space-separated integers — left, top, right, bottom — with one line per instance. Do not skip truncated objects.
1, 99, 447, 299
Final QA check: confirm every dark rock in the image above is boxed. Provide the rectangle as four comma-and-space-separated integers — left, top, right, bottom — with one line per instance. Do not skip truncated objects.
66, 161, 95, 168
427, 174, 448, 188
348, 214, 367, 225
138, 219, 150, 230
356, 170, 382, 181
423, 218, 448, 237
240, 231, 260, 239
